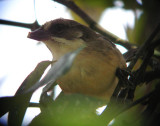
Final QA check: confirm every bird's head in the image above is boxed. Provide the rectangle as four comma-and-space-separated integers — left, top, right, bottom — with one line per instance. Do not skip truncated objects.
28, 18, 97, 59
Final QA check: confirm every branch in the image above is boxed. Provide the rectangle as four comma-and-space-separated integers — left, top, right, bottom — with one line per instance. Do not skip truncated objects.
141, 83, 160, 126
29, 102, 40, 108
100, 90, 153, 125
126, 90, 154, 110
0, 19, 40, 31
143, 70, 160, 83
126, 43, 154, 100
151, 38, 160, 48
53, 0, 134, 50
128, 22, 160, 70
113, 25, 160, 101
123, 48, 137, 62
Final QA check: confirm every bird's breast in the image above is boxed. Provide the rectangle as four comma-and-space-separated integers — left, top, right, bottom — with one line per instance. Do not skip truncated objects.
57, 49, 123, 100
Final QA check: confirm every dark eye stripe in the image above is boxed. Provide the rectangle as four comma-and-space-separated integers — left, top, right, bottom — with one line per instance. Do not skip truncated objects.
49, 24, 67, 35
54, 24, 64, 31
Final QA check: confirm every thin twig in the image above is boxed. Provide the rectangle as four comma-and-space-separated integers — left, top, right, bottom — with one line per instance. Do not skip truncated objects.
126, 90, 154, 110
133, 47, 154, 85
151, 38, 160, 48
123, 48, 138, 62
126, 24, 160, 100
101, 90, 154, 125
29, 102, 40, 108
0, 19, 40, 31
128, 22, 160, 70
0, 19, 32, 28
127, 41, 155, 100
143, 70, 160, 83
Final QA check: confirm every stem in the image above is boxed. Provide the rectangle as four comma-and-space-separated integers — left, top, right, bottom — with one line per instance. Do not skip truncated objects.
53, 0, 134, 49
128, 22, 160, 70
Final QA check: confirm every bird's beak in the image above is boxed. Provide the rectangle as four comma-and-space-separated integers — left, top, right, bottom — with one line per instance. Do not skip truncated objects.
27, 28, 50, 41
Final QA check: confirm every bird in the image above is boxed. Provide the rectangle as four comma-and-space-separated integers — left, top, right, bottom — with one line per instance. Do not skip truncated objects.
27, 18, 126, 101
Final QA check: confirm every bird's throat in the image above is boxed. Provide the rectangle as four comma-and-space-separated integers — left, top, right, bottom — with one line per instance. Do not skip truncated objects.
44, 37, 86, 60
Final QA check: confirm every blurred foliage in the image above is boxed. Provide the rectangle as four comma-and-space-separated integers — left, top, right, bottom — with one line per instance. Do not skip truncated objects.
71, 0, 160, 46
0, 0, 160, 126
124, 0, 160, 45
71, 0, 113, 24
112, 106, 142, 126
0, 48, 87, 125
29, 93, 106, 126
0, 61, 52, 126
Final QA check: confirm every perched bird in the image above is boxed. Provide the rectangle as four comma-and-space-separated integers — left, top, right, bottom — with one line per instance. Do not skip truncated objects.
27, 18, 126, 101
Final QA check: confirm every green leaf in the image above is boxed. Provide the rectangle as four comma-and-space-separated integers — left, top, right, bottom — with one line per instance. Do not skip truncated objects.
0, 96, 15, 117
29, 93, 106, 126
7, 60, 51, 126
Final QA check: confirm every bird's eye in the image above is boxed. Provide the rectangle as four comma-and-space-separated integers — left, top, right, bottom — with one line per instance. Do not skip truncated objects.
54, 24, 64, 32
